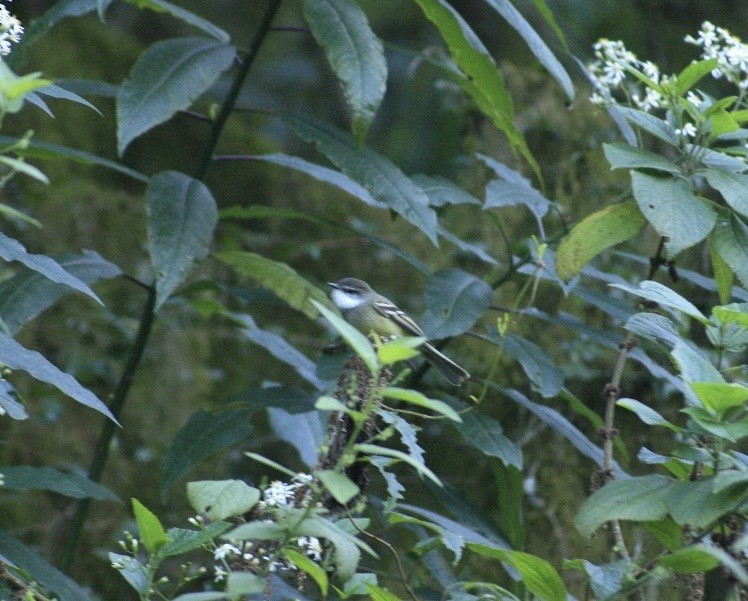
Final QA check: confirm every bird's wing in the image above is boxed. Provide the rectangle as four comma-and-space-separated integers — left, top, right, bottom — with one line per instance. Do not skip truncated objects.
373, 300, 426, 337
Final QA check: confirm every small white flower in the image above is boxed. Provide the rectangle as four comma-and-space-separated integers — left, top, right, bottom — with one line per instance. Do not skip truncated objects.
214, 566, 228, 582
675, 122, 698, 138
214, 543, 241, 560
686, 91, 702, 106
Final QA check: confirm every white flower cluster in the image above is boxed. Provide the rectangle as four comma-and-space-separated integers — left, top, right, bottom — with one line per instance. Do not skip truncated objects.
0, 2, 22, 57
258, 473, 312, 509
212, 534, 323, 582
685, 22, 748, 89
587, 39, 668, 112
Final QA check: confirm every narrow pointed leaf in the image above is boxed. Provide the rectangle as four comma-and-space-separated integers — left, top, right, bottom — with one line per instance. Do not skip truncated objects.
117, 37, 235, 154
132, 498, 169, 553
705, 169, 748, 217
610, 280, 708, 323
454, 410, 522, 468
126, 0, 230, 42
711, 214, 748, 289
147, 171, 218, 310
286, 116, 438, 243
316, 470, 360, 504
303, 0, 386, 144
0, 466, 118, 500
603, 143, 681, 174
312, 299, 377, 372
187, 480, 261, 520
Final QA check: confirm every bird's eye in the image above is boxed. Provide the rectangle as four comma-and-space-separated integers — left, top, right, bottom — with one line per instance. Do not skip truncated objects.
343, 287, 358, 295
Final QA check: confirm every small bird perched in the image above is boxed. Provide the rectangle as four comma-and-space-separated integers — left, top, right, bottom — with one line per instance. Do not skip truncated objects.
328, 277, 470, 386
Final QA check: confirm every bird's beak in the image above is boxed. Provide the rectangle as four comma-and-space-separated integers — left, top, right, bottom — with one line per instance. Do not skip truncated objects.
328, 282, 339, 289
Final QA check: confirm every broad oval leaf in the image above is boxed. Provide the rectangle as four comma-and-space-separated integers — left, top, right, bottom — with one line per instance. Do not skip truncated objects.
269, 408, 325, 467
711, 214, 748, 290
286, 115, 438, 244
556, 199, 646, 281
0, 232, 102, 304
705, 169, 748, 217
215, 250, 334, 320
610, 280, 708, 323
132, 498, 169, 553
187, 479, 261, 520
453, 410, 522, 468
616, 106, 678, 145
690, 382, 748, 416
421, 268, 492, 338
117, 37, 235, 155
498, 335, 564, 398
147, 171, 218, 310
603, 143, 681, 174
411, 174, 482, 206
161, 409, 253, 497
482, 0, 573, 101
632, 171, 717, 257
484, 178, 551, 218
303, 0, 386, 144
616, 398, 679, 430
624, 312, 679, 346
0, 465, 118, 500
316, 470, 360, 505
0, 332, 117, 423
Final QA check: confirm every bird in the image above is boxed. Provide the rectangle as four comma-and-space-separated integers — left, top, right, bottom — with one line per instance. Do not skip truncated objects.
328, 277, 470, 386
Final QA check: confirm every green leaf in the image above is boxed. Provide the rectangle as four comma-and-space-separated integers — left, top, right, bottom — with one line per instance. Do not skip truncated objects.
603, 143, 681, 174
253, 153, 380, 207
578, 559, 632, 600
303, 0, 386, 144
365, 584, 402, 601
312, 299, 378, 372
316, 470, 360, 504
215, 251, 333, 320
355, 442, 441, 485
126, 0, 230, 42
556, 199, 646, 280
381, 386, 462, 422
674, 59, 719, 95
713, 304, 748, 328
171, 593, 228, 601
117, 37, 235, 154
683, 407, 748, 442
147, 171, 218, 310
0, 135, 149, 182
421, 268, 492, 338
187, 480, 261, 520
624, 312, 680, 346
575, 474, 673, 537
376, 336, 425, 364
616, 398, 679, 430
641, 517, 682, 552
671, 340, 725, 385
410, 0, 538, 179
224, 519, 287, 541
498, 334, 564, 398
0, 233, 103, 304
286, 115, 438, 243
610, 280, 709, 323
239, 315, 324, 390
159, 521, 232, 557
482, 0, 573, 101
284, 548, 329, 595
161, 409, 252, 497
632, 171, 716, 257
467, 544, 567, 601
616, 106, 678, 145
484, 178, 551, 218
690, 382, 748, 416
0, 156, 49, 184
226, 572, 264, 597
0, 530, 94, 600
667, 478, 748, 527
0, 380, 26, 420
411, 173, 482, 206
705, 169, 748, 217
0, 332, 117, 423
0, 250, 121, 336
454, 410, 522, 468
110, 552, 149, 594
268, 408, 324, 467
13, 0, 96, 57
0, 466, 118, 500
710, 236, 734, 304
696, 546, 748, 584
245, 452, 298, 478
711, 214, 748, 289
132, 498, 169, 553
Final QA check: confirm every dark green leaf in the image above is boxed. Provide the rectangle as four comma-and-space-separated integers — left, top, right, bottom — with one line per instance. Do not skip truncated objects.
624, 312, 679, 346
671, 339, 725, 384
160, 522, 232, 557
453, 410, 522, 468
421, 268, 492, 338
437, 226, 498, 265
482, 0, 573, 101
711, 214, 748, 289
0, 466, 118, 500
110, 553, 148, 594
316, 470, 360, 504
117, 37, 235, 154
0, 250, 121, 335
132, 498, 169, 553
226, 572, 264, 597
215, 251, 333, 320
411, 174, 482, 206
527, 0, 567, 49
0, 529, 94, 601
284, 548, 329, 596
286, 115, 438, 243
484, 178, 551, 218
492, 462, 525, 550
616, 106, 678, 145
161, 409, 252, 497
675, 59, 719, 95
632, 172, 716, 257
611, 280, 708, 323
126, 0, 230, 42
659, 546, 720, 573
268, 408, 324, 467
689, 144, 748, 172
36, 84, 100, 114
616, 398, 678, 430
575, 475, 672, 537
705, 169, 748, 217
0, 379, 26, 420
467, 544, 567, 601
147, 171, 218, 310
379, 410, 425, 465
0, 332, 116, 423
0, 233, 102, 304
498, 335, 564, 398
312, 300, 378, 372
303, 0, 386, 144
667, 478, 748, 527
13, 0, 96, 57
499, 387, 627, 477
226, 385, 317, 414
556, 199, 646, 281
603, 143, 681, 174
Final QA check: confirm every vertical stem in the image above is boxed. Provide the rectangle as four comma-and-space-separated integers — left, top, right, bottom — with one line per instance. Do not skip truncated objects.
196, 0, 283, 180
59, 285, 157, 572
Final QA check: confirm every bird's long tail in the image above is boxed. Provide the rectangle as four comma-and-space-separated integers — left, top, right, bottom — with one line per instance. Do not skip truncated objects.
421, 342, 470, 386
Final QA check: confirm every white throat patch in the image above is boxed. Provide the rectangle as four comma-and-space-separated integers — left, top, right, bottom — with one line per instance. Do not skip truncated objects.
331, 289, 364, 310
